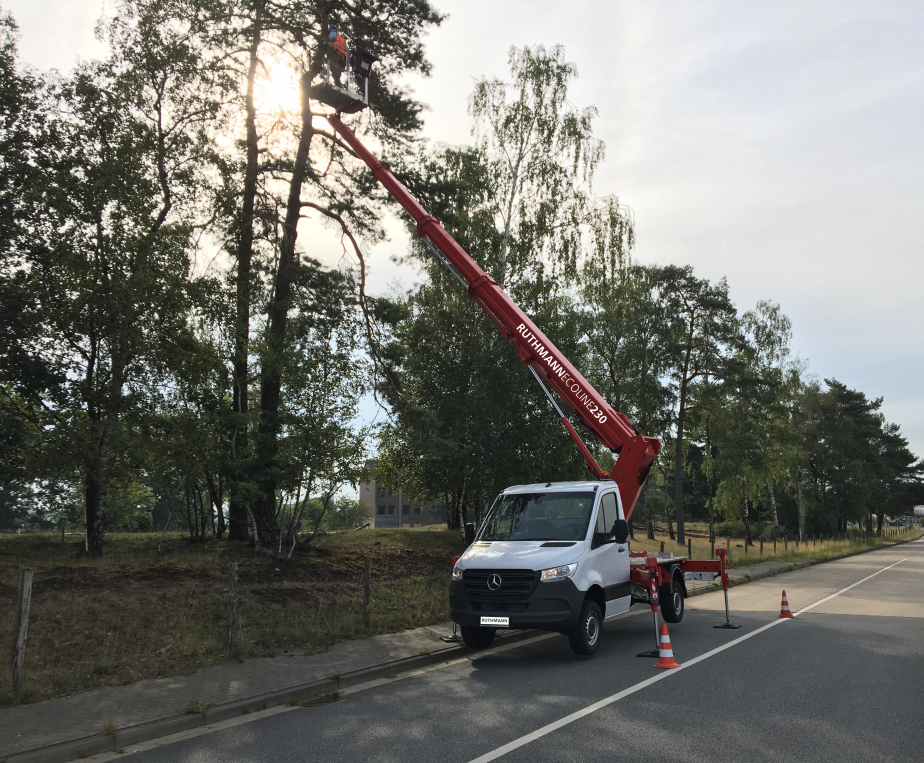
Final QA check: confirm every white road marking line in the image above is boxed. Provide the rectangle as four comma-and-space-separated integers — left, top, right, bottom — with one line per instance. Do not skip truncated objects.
465, 555, 909, 763
793, 556, 908, 616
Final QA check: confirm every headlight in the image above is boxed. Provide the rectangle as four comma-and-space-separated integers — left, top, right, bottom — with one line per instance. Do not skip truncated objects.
540, 563, 577, 582
451, 566, 463, 581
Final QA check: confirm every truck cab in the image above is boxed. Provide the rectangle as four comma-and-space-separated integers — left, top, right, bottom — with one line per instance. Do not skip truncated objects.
449, 480, 686, 656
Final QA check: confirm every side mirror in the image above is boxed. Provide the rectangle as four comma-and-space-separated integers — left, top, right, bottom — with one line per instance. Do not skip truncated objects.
613, 519, 629, 545
464, 523, 476, 546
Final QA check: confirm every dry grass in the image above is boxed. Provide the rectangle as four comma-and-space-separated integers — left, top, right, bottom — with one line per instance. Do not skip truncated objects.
0, 528, 464, 706
629, 523, 923, 569
288, 691, 344, 707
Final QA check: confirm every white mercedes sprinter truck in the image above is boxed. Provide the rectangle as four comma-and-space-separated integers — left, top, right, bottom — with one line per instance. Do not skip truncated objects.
449, 481, 687, 656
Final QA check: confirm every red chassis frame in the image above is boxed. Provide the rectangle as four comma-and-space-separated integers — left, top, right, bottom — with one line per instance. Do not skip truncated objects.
629, 548, 731, 612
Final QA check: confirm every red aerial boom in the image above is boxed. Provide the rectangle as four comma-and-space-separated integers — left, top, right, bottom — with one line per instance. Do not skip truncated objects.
327, 115, 661, 519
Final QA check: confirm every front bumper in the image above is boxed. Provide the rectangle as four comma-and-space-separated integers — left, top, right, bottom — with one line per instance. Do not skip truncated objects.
449, 577, 584, 631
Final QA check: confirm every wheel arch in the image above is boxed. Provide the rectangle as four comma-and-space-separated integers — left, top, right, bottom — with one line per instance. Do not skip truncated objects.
671, 564, 688, 598
584, 584, 605, 610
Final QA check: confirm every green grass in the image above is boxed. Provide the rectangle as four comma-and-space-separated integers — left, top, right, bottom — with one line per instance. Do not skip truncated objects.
0, 528, 465, 706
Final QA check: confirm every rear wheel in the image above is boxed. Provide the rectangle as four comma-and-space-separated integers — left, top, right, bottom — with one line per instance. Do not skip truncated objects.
568, 600, 602, 656
659, 574, 685, 623
460, 625, 496, 650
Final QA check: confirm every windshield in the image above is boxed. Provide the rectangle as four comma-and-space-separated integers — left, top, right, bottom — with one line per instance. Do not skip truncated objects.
479, 491, 596, 541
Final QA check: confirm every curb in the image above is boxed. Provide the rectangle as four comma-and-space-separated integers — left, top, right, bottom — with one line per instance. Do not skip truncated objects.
3, 629, 537, 763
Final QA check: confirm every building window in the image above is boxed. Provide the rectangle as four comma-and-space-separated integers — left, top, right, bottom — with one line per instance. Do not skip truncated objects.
414, 506, 421, 515
402, 504, 409, 515
377, 506, 385, 515
387, 505, 395, 514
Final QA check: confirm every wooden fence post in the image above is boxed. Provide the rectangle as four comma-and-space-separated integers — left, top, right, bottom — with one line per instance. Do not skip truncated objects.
660, 541, 665, 553
10, 567, 34, 690
784, 534, 788, 552
687, 538, 692, 559
363, 558, 372, 621
225, 563, 238, 652
760, 538, 764, 556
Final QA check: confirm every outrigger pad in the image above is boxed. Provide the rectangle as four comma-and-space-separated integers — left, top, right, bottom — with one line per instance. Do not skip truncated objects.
308, 82, 367, 114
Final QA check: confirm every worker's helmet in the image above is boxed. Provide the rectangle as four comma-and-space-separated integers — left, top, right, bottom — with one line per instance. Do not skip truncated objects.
329, 24, 337, 30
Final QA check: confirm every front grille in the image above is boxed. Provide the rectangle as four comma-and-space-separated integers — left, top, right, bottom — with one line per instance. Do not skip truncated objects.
463, 569, 538, 601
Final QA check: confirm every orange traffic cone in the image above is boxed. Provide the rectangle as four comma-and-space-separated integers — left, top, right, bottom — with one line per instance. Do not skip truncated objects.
653, 624, 680, 669
778, 590, 794, 618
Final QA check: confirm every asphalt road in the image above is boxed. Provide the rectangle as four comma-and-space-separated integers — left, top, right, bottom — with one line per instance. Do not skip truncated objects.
104, 538, 924, 763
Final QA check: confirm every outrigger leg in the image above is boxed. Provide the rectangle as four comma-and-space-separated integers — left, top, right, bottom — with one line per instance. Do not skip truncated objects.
637, 556, 663, 657
713, 547, 741, 629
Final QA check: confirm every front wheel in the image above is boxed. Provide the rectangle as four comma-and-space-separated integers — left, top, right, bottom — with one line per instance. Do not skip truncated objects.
460, 625, 496, 650
568, 600, 602, 656
659, 574, 685, 623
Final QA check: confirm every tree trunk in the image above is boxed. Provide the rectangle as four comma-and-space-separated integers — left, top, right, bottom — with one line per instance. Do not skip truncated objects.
742, 470, 752, 546
665, 476, 675, 541
85, 425, 113, 558
673, 317, 695, 546
866, 511, 873, 538
876, 510, 884, 538
769, 482, 780, 540
458, 472, 469, 542
473, 496, 486, 528
707, 487, 715, 544
253, 72, 316, 543
796, 473, 806, 543
706, 418, 715, 544
444, 490, 454, 529
497, 155, 522, 290
228, 2, 263, 543
215, 476, 226, 539
644, 481, 655, 540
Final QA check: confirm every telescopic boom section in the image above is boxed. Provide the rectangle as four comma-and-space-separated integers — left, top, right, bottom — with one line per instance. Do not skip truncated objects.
328, 115, 660, 519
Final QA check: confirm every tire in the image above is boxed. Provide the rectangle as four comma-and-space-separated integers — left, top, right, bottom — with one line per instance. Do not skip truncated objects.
568, 600, 603, 656
659, 573, 685, 623
460, 625, 496, 650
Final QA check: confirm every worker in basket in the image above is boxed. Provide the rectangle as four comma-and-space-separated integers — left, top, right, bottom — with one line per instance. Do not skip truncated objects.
327, 24, 347, 86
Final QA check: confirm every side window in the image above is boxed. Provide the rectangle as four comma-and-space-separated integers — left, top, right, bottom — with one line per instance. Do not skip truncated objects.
596, 493, 618, 535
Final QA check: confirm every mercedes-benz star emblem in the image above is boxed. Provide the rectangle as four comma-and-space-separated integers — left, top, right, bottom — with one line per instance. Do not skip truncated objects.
487, 574, 502, 590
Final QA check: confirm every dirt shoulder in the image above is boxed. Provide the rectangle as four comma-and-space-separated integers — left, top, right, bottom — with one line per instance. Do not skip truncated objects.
0, 528, 464, 706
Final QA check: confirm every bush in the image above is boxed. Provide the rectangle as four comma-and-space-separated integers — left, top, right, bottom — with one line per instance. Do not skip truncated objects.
325, 497, 371, 530
714, 521, 745, 539
714, 520, 776, 540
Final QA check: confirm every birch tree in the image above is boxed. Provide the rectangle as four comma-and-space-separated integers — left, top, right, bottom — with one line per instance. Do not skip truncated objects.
470, 44, 603, 290
661, 267, 736, 545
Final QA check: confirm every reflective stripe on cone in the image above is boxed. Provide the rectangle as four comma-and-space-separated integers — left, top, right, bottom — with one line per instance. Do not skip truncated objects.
778, 590, 794, 619
654, 624, 680, 669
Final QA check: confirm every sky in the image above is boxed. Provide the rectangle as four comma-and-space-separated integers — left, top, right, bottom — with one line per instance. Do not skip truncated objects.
5, 0, 924, 456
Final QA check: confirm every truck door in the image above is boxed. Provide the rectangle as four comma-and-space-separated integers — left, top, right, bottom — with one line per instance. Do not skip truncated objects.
593, 491, 631, 620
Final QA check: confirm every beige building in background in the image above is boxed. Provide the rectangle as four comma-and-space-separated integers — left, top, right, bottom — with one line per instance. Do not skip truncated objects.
358, 461, 440, 528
